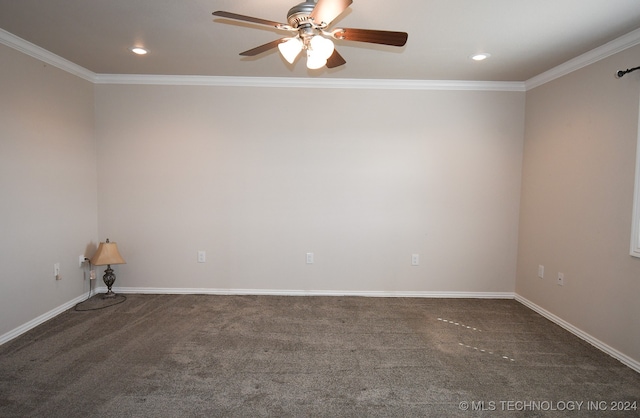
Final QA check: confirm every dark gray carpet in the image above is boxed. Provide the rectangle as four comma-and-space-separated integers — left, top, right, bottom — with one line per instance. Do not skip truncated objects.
0, 294, 638, 417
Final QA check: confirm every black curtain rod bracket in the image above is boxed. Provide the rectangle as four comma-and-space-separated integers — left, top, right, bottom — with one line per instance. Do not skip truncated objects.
616, 66, 640, 78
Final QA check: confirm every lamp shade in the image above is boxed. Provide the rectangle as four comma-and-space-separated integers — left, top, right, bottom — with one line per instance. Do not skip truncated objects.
91, 239, 126, 266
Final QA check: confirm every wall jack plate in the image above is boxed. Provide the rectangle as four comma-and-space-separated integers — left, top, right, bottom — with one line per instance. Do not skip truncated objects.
557, 272, 564, 286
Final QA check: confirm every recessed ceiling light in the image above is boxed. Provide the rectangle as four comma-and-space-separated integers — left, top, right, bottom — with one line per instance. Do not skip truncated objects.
130, 47, 148, 55
471, 53, 491, 61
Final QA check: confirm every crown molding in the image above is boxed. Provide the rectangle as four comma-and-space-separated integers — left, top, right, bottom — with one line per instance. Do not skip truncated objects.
0, 28, 95, 82
0, 28, 522, 92
94, 73, 525, 91
525, 27, 640, 90
3, 25, 639, 92
0, 27, 522, 91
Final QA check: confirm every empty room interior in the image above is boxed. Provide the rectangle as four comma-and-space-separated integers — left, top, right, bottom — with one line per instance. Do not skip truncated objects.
1, 0, 640, 415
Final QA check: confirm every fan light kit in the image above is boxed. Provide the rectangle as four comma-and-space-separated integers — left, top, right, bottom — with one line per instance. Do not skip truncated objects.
212, 0, 408, 70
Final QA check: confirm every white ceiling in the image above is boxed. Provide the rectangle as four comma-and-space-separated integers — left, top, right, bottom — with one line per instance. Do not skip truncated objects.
1, 0, 640, 81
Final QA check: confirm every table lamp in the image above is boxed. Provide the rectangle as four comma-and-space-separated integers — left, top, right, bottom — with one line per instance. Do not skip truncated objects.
91, 238, 126, 298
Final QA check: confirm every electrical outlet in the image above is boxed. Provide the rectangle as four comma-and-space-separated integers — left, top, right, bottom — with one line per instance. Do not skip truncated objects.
79, 255, 86, 267
557, 272, 564, 286
306, 252, 314, 264
411, 254, 420, 266
197, 250, 206, 263
538, 265, 544, 278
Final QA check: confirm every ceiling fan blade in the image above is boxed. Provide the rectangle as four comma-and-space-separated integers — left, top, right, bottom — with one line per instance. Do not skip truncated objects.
332, 28, 408, 47
239, 38, 287, 56
212, 11, 289, 30
310, 0, 353, 26
326, 49, 346, 68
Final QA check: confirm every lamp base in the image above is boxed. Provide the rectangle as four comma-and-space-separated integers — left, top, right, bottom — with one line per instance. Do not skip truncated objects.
102, 265, 117, 299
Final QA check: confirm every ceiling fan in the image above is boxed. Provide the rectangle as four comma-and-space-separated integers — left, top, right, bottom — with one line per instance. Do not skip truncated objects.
212, 0, 408, 70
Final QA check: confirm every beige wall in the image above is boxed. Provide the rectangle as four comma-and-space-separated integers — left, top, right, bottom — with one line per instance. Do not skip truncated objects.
95, 85, 525, 294
0, 44, 97, 336
5, 30, 637, 366
516, 45, 640, 361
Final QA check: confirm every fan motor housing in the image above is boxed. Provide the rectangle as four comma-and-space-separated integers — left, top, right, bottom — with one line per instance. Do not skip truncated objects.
286, 1, 316, 28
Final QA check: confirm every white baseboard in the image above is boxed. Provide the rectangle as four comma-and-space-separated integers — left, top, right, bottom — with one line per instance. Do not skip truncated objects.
515, 294, 640, 374
0, 287, 512, 346
3, 287, 638, 374
105, 286, 515, 299
0, 290, 96, 346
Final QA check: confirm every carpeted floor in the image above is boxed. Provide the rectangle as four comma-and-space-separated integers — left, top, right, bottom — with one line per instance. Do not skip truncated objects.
0, 294, 638, 417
